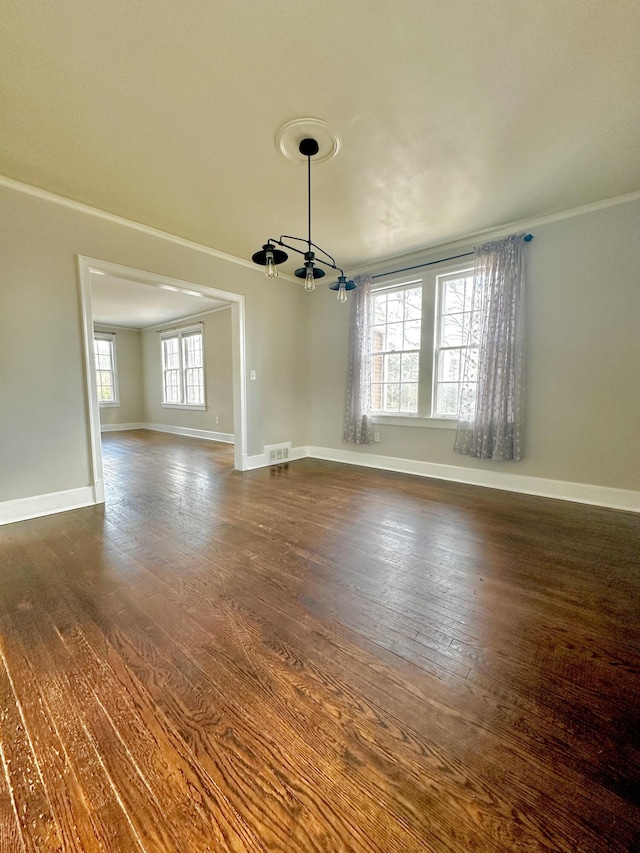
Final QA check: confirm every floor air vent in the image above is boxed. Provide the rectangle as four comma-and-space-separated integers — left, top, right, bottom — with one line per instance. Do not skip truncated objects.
265, 443, 291, 464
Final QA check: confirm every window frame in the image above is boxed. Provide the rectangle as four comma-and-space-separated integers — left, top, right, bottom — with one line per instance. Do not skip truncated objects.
432, 266, 476, 420
369, 261, 474, 429
93, 332, 120, 408
160, 323, 206, 410
370, 279, 423, 416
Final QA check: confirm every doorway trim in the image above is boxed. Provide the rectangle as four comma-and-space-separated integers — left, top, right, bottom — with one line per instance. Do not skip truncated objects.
78, 255, 248, 503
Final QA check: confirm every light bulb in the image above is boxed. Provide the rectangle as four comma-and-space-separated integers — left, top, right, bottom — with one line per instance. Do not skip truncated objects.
265, 252, 278, 279
337, 282, 348, 303
304, 265, 316, 292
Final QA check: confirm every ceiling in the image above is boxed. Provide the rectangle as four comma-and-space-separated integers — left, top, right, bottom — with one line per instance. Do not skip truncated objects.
91, 274, 228, 329
1, 1, 639, 278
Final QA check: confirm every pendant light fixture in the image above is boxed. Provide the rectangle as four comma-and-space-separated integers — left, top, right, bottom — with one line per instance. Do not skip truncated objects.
252, 121, 356, 302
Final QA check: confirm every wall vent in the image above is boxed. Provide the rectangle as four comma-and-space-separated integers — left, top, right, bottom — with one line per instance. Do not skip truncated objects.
264, 442, 292, 464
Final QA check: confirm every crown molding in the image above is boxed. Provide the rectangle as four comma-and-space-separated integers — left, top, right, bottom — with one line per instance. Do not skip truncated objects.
347, 189, 640, 279
142, 303, 231, 332
0, 174, 299, 281
2, 173, 638, 285
94, 304, 233, 333
93, 323, 140, 333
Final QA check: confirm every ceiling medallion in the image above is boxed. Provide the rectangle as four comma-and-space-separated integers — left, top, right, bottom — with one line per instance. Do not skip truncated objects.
275, 117, 341, 164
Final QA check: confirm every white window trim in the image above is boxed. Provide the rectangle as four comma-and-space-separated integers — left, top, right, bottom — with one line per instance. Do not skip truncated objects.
94, 332, 120, 407
161, 403, 207, 411
432, 266, 475, 420
371, 415, 456, 430
370, 261, 474, 425
370, 278, 422, 417
160, 323, 207, 410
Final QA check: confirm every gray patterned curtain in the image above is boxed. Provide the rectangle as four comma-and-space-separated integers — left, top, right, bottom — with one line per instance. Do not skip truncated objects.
343, 274, 375, 445
454, 233, 527, 460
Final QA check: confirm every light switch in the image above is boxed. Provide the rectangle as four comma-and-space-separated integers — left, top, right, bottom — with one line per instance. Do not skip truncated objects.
250, 369, 257, 381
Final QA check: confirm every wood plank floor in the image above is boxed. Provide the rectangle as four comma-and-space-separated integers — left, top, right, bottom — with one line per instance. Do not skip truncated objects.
0, 430, 639, 852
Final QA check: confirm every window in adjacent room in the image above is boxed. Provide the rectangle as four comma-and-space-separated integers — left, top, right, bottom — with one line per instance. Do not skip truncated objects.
94, 333, 119, 406
160, 324, 205, 408
370, 264, 474, 420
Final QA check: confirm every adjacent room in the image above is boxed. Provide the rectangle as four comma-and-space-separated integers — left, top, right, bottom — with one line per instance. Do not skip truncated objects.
0, 2, 639, 851
90, 266, 236, 465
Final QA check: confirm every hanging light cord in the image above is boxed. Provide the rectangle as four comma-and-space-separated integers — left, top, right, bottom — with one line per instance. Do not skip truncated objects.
307, 152, 312, 253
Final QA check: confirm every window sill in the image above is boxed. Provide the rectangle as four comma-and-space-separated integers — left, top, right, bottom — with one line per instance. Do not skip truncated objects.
99, 401, 120, 408
371, 414, 456, 430
162, 403, 207, 411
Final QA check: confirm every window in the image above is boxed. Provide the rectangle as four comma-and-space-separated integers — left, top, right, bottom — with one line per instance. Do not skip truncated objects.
161, 325, 205, 408
370, 264, 474, 421
94, 333, 119, 406
371, 283, 422, 414
433, 270, 476, 418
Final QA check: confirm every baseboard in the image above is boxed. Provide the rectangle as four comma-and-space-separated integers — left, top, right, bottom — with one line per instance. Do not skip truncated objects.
100, 422, 146, 432
0, 485, 98, 526
304, 446, 640, 512
100, 422, 234, 443
4, 444, 634, 528
142, 423, 234, 444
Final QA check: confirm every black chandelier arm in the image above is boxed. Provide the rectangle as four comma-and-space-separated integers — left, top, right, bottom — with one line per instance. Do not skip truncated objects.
261, 236, 349, 280
277, 235, 338, 269
308, 256, 343, 276
269, 236, 338, 273
266, 237, 308, 260
277, 235, 308, 251
307, 240, 337, 268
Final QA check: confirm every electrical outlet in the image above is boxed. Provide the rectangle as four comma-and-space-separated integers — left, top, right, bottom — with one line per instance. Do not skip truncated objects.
374, 432, 380, 443
215, 416, 220, 424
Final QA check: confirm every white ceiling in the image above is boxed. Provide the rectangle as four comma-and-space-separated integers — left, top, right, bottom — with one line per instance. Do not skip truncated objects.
1, 1, 639, 277
91, 274, 229, 329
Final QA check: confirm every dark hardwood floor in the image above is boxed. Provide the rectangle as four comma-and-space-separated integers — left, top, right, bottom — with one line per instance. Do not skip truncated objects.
1, 430, 639, 852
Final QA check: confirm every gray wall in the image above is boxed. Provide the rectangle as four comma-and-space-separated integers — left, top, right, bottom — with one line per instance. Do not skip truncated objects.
309, 200, 640, 492
1, 182, 637, 508
0, 185, 310, 503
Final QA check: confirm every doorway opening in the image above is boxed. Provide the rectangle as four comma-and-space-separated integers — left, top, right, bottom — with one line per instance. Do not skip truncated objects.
78, 256, 248, 505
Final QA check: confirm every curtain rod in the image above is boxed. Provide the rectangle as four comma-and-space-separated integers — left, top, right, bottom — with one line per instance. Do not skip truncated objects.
371, 233, 533, 280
